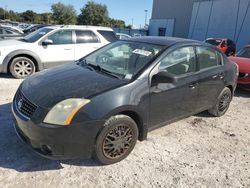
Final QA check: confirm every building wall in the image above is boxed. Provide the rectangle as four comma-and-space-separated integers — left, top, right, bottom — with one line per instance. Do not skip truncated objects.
149, 19, 175, 36
189, 0, 250, 49
150, 0, 250, 49
149, 0, 194, 37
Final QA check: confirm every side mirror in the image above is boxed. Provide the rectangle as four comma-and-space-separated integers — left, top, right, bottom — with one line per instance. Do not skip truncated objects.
42, 39, 53, 46
152, 71, 177, 84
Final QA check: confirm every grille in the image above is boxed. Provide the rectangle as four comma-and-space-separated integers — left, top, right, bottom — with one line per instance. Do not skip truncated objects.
239, 72, 249, 78
15, 91, 37, 118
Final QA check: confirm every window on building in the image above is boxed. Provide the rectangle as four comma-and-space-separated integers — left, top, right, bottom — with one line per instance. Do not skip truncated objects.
158, 28, 166, 36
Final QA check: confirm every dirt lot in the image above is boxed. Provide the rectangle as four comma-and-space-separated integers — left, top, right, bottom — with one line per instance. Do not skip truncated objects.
0, 73, 249, 188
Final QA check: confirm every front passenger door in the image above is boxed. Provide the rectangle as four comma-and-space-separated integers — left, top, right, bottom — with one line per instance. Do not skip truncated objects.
149, 46, 199, 128
40, 30, 75, 68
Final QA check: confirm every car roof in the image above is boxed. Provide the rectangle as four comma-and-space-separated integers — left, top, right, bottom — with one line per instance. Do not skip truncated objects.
65, 25, 113, 30
206, 38, 233, 41
124, 36, 204, 47
42, 25, 114, 31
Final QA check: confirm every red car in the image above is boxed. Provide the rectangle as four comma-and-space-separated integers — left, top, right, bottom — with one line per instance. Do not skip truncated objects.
205, 38, 236, 56
229, 45, 250, 90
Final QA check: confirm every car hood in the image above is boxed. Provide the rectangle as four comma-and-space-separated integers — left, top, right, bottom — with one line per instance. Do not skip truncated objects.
229, 56, 250, 73
0, 39, 27, 47
20, 63, 127, 108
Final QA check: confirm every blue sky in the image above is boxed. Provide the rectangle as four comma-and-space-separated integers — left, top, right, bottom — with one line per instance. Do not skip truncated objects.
1, 0, 153, 28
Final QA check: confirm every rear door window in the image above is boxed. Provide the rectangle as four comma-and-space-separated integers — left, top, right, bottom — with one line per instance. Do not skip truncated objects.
97, 30, 118, 42
159, 47, 196, 76
196, 47, 219, 70
75, 30, 99, 43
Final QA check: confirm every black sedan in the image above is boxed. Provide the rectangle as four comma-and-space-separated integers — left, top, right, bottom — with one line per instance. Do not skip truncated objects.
12, 37, 238, 164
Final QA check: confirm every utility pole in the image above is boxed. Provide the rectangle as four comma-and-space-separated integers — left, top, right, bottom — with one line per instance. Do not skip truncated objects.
131, 18, 134, 29
4, 5, 8, 20
144, 10, 148, 28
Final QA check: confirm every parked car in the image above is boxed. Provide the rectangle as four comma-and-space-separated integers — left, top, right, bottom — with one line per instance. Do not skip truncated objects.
0, 26, 24, 40
22, 24, 50, 34
116, 33, 131, 39
12, 37, 238, 164
133, 33, 142, 37
0, 25, 117, 78
229, 45, 250, 90
205, 38, 236, 56
0, 24, 24, 34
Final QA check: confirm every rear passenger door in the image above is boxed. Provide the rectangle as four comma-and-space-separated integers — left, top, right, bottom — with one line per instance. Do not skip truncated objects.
196, 46, 225, 111
74, 30, 103, 60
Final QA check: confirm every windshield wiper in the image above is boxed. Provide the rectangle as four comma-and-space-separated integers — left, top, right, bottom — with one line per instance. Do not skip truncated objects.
99, 68, 121, 79
79, 59, 98, 71
79, 59, 120, 79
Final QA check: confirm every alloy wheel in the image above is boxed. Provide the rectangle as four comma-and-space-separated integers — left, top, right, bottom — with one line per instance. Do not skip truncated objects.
14, 60, 34, 77
218, 92, 231, 113
102, 124, 133, 159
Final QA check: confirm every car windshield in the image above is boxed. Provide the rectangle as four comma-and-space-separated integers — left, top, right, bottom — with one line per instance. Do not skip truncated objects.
236, 47, 250, 58
22, 28, 53, 43
206, 39, 222, 46
80, 41, 164, 80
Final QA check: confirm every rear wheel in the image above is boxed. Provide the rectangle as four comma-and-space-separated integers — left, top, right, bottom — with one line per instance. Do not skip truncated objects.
10, 57, 35, 79
94, 115, 138, 165
208, 87, 232, 117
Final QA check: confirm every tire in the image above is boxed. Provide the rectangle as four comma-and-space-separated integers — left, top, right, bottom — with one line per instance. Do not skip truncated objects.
208, 87, 232, 117
10, 57, 36, 79
94, 115, 139, 165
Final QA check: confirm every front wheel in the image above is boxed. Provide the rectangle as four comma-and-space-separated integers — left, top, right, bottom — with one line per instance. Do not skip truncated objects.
94, 115, 138, 165
208, 87, 232, 117
10, 57, 35, 79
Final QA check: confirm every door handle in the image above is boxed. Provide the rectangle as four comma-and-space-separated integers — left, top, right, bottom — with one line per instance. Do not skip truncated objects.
189, 82, 198, 89
212, 75, 218, 79
219, 74, 224, 79
64, 48, 72, 50
212, 74, 224, 79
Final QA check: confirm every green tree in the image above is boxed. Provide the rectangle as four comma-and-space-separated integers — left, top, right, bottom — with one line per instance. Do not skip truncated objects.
51, 2, 77, 25
108, 18, 126, 28
78, 1, 109, 26
8, 10, 19, 21
20, 10, 37, 23
39, 13, 52, 24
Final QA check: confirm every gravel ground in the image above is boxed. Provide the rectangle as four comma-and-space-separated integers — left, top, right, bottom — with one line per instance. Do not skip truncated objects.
0, 73, 249, 188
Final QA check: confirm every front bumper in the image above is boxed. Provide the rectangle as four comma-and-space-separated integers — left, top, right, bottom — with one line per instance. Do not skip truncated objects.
12, 102, 104, 160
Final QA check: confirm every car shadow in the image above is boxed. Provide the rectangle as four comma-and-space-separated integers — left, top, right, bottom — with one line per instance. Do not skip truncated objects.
195, 87, 249, 118
234, 87, 249, 98
0, 102, 100, 172
0, 73, 15, 79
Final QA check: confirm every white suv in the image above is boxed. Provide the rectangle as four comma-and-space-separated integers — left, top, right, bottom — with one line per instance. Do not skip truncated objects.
0, 25, 117, 78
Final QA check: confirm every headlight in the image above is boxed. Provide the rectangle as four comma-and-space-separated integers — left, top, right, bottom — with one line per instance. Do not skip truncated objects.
43, 98, 90, 126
